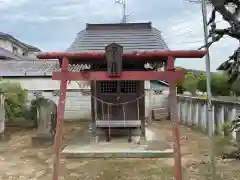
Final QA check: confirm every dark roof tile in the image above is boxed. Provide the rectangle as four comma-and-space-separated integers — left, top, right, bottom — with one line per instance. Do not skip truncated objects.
68, 22, 168, 52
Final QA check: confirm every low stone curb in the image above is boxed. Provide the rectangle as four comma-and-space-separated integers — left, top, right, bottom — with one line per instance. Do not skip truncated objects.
61, 150, 174, 158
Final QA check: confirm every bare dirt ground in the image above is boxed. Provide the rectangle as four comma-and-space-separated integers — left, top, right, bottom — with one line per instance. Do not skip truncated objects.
0, 121, 240, 180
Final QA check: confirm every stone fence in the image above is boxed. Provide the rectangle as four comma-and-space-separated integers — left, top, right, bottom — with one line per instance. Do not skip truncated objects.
177, 95, 240, 140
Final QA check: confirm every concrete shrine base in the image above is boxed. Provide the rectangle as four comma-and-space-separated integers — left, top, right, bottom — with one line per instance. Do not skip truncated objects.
61, 123, 173, 158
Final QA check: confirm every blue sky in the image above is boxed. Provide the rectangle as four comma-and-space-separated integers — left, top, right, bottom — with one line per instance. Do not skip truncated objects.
0, 0, 238, 71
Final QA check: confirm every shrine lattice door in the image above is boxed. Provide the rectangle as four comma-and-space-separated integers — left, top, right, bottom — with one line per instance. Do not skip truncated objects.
95, 80, 144, 121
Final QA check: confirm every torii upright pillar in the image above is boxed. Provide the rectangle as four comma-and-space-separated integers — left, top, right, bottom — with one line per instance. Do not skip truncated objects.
52, 57, 69, 180
168, 56, 182, 180
36, 50, 207, 180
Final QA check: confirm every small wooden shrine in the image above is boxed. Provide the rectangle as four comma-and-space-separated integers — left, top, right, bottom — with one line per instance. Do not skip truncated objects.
37, 22, 207, 180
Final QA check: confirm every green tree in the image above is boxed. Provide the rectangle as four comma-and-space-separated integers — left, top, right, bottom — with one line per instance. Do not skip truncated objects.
182, 72, 198, 95
230, 78, 240, 96
185, 0, 240, 84
211, 73, 230, 96
175, 67, 186, 94
197, 73, 207, 93
196, 73, 232, 96
176, 81, 185, 94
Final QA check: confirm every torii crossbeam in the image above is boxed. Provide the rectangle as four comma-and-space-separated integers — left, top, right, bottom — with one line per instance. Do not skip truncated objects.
37, 49, 207, 180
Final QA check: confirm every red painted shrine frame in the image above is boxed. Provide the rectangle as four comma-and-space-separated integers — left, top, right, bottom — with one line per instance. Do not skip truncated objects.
37, 50, 207, 180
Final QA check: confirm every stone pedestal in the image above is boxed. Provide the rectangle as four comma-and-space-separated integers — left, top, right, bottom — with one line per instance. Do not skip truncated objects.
0, 132, 10, 141
32, 105, 55, 147
32, 133, 54, 147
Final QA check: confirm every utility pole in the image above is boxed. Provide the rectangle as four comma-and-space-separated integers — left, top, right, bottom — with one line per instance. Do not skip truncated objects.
115, 0, 127, 23
201, 0, 216, 180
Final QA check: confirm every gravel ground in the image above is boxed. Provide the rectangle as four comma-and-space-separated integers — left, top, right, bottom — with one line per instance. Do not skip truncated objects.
0, 121, 240, 180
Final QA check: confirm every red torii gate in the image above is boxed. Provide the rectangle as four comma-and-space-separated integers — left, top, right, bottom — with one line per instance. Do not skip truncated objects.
37, 50, 207, 180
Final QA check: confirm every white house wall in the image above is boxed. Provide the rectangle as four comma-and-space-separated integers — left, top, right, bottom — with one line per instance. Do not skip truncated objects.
27, 90, 91, 120
4, 78, 169, 121
42, 91, 91, 120
144, 81, 151, 90
145, 90, 169, 117
0, 39, 24, 55
3, 78, 91, 120
3, 78, 90, 91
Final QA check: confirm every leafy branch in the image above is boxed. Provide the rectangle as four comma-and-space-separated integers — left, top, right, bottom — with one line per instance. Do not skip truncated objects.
187, 0, 240, 83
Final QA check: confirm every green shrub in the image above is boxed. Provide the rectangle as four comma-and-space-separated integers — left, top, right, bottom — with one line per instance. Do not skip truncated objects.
215, 120, 240, 159
0, 81, 28, 121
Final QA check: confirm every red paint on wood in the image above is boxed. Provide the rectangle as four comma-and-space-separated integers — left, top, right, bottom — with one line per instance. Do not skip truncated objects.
52, 71, 184, 82
169, 83, 183, 180
37, 50, 207, 60
52, 57, 69, 180
167, 56, 174, 70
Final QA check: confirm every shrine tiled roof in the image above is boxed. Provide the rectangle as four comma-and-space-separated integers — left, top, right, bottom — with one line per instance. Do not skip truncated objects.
0, 60, 90, 77
68, 22, 168, 52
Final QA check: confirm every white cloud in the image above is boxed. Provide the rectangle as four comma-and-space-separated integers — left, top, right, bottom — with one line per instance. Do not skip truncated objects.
162, 6, 238, 71
51, 0, 122, 21
0, 0, 27, 10
0, 0, 123, 24
162, 11, 203, 50
0, 0, 238, 71
1, 13, 75, 23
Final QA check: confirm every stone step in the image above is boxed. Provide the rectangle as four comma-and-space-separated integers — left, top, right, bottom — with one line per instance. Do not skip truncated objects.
96, 120, 141, 128
61, 149, 174, 158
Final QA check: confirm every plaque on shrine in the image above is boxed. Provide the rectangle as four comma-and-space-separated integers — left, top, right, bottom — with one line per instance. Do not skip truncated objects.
105, 43, 123, 77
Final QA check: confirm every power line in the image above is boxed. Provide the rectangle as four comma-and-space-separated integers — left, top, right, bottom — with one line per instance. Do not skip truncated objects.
168, 20, 223, 33
162, 20, 225, 43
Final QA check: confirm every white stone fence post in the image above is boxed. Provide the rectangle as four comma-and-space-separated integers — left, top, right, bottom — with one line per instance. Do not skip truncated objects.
0, 94, 5, 134
177, 95, 240, 140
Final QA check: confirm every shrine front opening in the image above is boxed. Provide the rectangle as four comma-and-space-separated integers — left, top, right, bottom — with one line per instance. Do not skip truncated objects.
92, 80, 145, 141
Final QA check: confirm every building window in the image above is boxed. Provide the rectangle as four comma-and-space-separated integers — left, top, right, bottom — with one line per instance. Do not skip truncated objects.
52, 91, 60, 96
154, 90, 162, 95
100, 81, 118, 93
82, 90, 91, 96
23, 51, 28, 56
33, 91, 42, 97
120, 80, 137, 93
12, 45, 18, 54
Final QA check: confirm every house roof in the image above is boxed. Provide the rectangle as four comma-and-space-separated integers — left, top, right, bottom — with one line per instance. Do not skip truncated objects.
150, 80, 169, 87
0, 48, 22, 60
0, 60, 90, 77
0, 47, 40, 61
157, 80, 169, 86
0, 32, 41, 52
0, 22, 169, 77
68, 22, 168, 52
